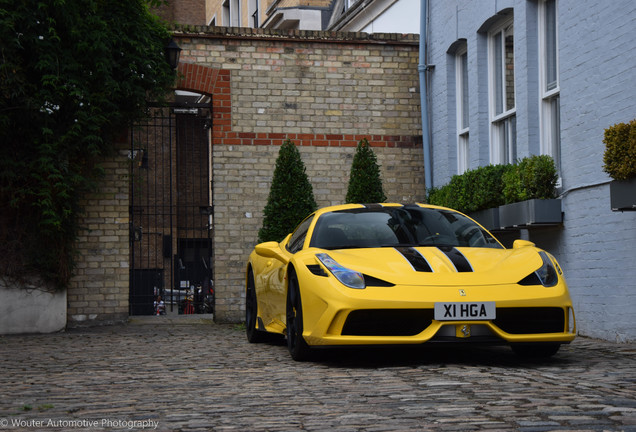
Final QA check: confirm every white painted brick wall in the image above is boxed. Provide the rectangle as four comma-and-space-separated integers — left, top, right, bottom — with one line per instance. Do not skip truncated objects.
428, 0, 636, 341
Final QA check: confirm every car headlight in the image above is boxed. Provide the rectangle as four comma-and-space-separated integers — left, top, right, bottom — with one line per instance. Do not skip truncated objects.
518, 251, 559, 287
316, 253, 365, 289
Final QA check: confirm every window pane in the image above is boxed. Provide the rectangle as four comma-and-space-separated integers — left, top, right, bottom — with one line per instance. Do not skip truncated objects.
493, 32, 503, 115
545, 0, 558, 91
231, 0, 240, 26
460, 52, 469, 129
458, 133, 469, 174
550, 95, 561, 171
504, 24, 515, 111
495, 115, 517, 164
287, 216, 314, 253
500, 120, 509, 163
508, 115, 517, 163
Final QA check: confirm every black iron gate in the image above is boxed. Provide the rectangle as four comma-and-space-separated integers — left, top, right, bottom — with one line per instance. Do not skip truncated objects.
129, 103, 214, 315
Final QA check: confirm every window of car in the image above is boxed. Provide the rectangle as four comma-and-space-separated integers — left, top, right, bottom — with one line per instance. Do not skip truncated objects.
286, 215, 314, 254
310, 207, 502, 250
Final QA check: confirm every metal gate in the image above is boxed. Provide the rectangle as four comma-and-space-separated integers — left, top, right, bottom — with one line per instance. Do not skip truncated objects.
129, 102, 214, 316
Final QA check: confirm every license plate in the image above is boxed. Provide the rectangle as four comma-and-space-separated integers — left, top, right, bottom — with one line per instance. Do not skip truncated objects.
434, 302, 496, 321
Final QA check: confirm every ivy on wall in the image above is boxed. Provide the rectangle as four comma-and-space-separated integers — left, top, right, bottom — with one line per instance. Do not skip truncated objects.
0, 0, 176, 288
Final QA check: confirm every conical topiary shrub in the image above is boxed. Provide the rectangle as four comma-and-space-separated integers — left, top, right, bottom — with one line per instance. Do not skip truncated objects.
258, 139, 317, 243
346, 138, 387, 204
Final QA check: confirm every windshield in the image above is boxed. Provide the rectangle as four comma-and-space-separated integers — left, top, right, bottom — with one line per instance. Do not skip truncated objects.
309, 206, 502, 250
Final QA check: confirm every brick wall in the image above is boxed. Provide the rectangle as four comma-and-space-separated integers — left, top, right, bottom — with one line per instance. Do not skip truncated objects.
66, 27, 424, 326
153, 0, 209, 26
174, 27, 424, 322
213, 142, 424, 320
67, 146, 130, 327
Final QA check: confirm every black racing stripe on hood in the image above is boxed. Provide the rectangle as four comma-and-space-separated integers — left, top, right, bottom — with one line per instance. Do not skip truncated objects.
437, 246, 473, 272
395, 247, 433, 272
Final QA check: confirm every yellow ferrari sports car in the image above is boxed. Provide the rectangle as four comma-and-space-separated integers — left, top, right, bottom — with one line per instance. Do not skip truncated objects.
245, 203, 576, 361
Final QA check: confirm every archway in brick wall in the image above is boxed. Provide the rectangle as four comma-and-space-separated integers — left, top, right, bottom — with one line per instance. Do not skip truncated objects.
128, 69, 216, 316
176, 63, 230, 142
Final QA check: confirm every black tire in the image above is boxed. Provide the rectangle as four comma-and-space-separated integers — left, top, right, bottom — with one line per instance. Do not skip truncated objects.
511, 343, 560, 358
246, 268, 265, 343
286, 268, 311, 361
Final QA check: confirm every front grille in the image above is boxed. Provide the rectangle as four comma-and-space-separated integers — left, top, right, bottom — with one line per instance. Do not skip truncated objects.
494, 307, 565, 334
342, 309, 434, 336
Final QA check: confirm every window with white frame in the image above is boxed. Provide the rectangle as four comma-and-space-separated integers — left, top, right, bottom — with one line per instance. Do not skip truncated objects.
488, 17, 516, 165
456, 46, 470, 174
539, 0, 561, 176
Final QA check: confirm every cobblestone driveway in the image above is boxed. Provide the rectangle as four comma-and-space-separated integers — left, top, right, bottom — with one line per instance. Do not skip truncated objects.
0, 321, 634, 432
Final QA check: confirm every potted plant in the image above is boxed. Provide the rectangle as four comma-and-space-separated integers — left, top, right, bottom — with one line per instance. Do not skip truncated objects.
427, 156, 563, 230
258, 139, 317, 243
427, 165, 507, 230
427, 164, 507, 228
464, 165, 509, 230
498, 155, 562, 228
603, 119, 636, 211
346, 138, 387, 204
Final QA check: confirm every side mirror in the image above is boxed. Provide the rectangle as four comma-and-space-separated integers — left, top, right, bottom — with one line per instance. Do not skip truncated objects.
513, 239, 536, 249
255, 242, 287, 261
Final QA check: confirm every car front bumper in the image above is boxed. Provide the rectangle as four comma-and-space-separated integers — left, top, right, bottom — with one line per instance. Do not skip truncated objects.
298, 273, 576, 347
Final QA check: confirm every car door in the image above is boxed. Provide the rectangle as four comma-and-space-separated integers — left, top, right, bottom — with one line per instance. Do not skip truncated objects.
253, 240, 289, 328
269, 215, 313, 325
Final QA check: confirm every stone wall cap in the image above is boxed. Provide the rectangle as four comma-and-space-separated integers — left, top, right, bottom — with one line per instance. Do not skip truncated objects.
172, 25, 419, 46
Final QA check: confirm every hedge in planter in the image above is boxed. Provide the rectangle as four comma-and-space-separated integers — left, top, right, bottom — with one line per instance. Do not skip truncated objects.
603, 119, 636, 181
427, 155, 559, 226
502, 155, 558, 203
346, 138, 387, 204
258, 139, 317, 243
603, 119, 636, 211
427, 164, 510, 214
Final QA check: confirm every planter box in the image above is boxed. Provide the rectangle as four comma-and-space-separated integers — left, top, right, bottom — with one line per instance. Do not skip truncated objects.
499, 199, 562, 229
469, 207, 500, 231
610, 178, 636, 211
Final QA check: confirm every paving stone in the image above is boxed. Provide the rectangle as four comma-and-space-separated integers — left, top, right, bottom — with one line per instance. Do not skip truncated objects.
0, 323, 634, 431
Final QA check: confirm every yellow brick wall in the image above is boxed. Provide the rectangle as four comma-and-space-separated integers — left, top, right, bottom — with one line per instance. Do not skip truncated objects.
212, 144, 424, 321
175, 28, 423, 322
67, 148, 130, 327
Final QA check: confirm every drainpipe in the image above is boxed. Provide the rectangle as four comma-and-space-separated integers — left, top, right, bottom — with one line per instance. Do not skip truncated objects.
419, 0, 433, 192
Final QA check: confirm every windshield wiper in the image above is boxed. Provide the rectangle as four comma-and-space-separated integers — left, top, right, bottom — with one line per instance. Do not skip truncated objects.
323, 244, 365, 250
417, 242, 456, 247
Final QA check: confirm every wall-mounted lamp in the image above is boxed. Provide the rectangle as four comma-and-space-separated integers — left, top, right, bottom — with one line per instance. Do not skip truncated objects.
165, 39, 182, 70
128, 149, 149, 169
